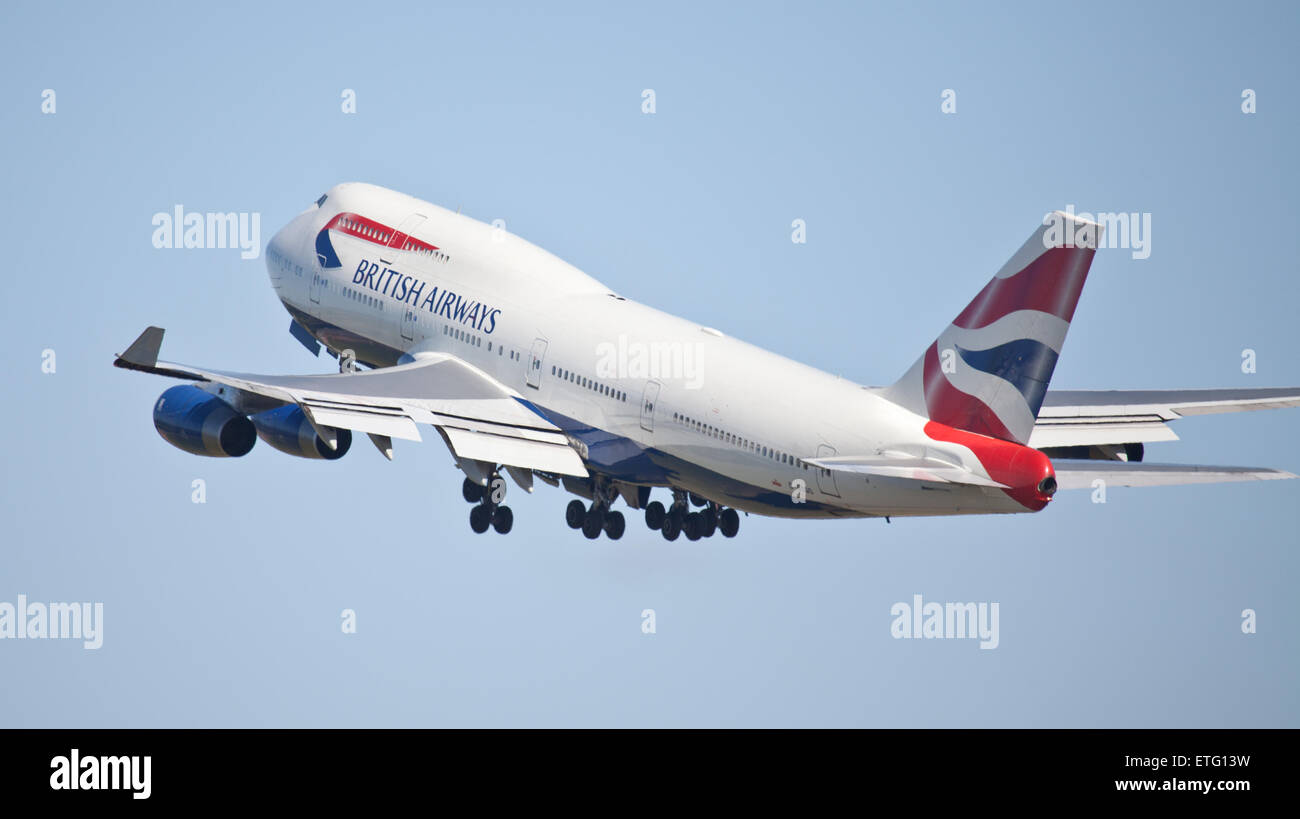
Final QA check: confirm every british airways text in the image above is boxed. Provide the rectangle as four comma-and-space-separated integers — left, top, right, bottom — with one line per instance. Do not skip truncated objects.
352, 259, 500, 333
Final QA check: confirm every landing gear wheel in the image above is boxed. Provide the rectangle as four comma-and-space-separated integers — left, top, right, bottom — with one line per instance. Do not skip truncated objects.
565, 499, 586, 529
684, 512, 703, 541
469, 504, 492, 533
582, 508, 605, 540
492, 505, 513, 534
719, 508, 740, 538
669, 503, 686, 528
702, 507, 718, 537
604, 510, 626, 540
689, 492, 708, 507
462, 478, 483, 503
661, 514, 682, 541
644, 501, 666, 530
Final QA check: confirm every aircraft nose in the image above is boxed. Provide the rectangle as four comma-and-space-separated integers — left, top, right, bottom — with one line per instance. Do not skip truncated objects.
265, 225, 292, 287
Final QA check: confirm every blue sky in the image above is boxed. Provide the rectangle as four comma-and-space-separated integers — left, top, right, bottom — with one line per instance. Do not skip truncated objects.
2, 0, 1297, 726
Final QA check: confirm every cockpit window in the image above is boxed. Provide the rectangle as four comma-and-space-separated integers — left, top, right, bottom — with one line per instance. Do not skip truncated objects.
315, 194, 328, 207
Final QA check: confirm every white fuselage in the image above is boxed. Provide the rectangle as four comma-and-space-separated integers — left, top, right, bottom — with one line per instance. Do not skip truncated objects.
266, 183, 1030, 519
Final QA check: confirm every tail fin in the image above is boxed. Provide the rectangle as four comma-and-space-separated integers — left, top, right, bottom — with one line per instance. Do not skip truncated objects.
884, 211, 1103, 445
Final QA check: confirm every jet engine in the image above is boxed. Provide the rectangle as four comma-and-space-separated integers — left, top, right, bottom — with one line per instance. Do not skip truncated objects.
251, 405, 351, 460
153, 384, 256, 457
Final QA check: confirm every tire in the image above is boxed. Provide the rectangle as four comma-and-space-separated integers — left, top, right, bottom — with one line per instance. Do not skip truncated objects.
661, 514, 681, 541
492, 505, 513, 534
604, 511, 626, 540
469, 504, 492, 533
702, 507, 718, 537
684, 512, 702, 541
689, 492, 708, 507
582, 508, 604, 540
462, 477, 483, 503
669, 503, 686, 527
565, 499, 586, 529
719, 507, 740, 538
644, 501, 666, 530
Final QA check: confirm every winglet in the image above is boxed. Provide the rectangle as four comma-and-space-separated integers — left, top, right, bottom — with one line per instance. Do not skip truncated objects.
115, 326, 165, 370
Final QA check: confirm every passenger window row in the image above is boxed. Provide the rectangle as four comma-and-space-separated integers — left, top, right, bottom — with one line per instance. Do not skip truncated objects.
343, 285, 383, 311
400, 240, 450, 263
552, 365, 627, 403
339, 218, 390, 244
672, 412, 809, 470
445, 324, 483, 348
445, 325, 522, 361
338, 217, 451, 263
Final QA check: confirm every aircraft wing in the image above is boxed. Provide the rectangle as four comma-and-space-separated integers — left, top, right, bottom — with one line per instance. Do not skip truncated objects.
1053, 461, 1295, 489
113, 326, 588, 476
1030, 388, 1300, 450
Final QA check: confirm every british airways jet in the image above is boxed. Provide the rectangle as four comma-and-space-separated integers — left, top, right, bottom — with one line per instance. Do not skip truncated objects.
115, 183, 1299, 540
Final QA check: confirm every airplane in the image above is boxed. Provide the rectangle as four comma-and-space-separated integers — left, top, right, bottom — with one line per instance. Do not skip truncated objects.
114, 182, 1300, 541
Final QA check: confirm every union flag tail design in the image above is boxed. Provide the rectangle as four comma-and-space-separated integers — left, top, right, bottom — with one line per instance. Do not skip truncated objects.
885, 211, 1103, 445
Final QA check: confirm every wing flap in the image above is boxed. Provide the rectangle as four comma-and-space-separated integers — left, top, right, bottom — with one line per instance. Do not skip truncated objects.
299, 402, 423, 441
441, 427, 587, 477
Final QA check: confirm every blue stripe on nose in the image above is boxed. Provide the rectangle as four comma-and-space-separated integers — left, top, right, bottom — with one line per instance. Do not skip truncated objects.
315, 228, 341, 269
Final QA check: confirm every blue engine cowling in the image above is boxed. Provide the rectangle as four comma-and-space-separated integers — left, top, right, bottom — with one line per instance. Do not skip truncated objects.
251, 405, 351, 460
153, 384, 257, 457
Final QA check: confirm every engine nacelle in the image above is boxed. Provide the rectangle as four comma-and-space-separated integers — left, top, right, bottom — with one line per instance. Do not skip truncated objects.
153, 384, 257, 457
251, 405, 351, 460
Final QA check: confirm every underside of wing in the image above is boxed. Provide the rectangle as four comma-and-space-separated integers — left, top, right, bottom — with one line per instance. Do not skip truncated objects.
1053, 460, 1296, 490
1031, 387, 1300, 454
114, 326, 587, 476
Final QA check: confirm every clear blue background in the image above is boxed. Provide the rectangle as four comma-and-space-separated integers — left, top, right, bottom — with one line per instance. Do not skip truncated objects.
2, 0, 1296, 727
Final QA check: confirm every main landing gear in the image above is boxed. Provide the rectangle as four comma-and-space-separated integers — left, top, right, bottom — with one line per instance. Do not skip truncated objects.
565, 498, 625, 541
463, 476, 513, 535
644, 490, 739, 541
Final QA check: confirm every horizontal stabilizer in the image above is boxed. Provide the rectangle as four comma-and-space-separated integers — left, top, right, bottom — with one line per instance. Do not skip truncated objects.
805, 454, 1007, 488
1031, 387, 1300, 449
1053, 460, 1296, 489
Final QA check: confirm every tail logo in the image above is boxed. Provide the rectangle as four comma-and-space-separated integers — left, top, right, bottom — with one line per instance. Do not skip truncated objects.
921, 243, 1094, 444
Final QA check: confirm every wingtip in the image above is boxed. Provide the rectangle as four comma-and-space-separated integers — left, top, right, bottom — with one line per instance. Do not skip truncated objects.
116, 326, 165, 369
